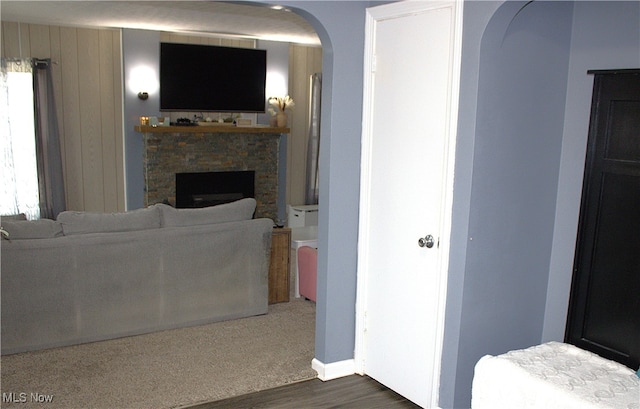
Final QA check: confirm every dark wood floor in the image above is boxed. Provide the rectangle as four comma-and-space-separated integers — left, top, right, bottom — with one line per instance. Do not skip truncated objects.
186, 375, 421, 409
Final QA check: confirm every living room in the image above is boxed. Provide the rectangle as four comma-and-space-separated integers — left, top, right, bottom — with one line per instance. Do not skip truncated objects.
0, 5, 322, 216
1, 2, 323, 407
2, 2, 639, 408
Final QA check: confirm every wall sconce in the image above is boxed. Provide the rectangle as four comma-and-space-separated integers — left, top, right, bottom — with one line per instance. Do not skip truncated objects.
266, 71, 287, 102
129, 65, 158, 101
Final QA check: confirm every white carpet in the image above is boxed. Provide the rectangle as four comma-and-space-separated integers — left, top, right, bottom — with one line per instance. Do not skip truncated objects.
1, 299, 317, 409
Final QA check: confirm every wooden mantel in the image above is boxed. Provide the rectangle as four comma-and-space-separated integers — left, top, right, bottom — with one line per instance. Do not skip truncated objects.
134, 125, 290, 134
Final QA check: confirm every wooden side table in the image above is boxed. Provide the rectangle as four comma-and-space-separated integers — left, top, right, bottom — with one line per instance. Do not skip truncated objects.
269, 227, 291, 304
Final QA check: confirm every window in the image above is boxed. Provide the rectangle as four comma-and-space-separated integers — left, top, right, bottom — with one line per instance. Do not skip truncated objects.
1, 60, 40, 220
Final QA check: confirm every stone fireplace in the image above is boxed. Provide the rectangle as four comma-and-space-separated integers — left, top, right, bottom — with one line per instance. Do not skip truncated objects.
138, 126, 286, 221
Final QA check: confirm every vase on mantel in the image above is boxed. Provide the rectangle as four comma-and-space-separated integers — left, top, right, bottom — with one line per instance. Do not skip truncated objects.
276, 112, 288, 127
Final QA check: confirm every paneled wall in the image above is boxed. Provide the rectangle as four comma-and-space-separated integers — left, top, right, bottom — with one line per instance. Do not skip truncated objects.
287, 44, 322, 206
1, 22, 125, 213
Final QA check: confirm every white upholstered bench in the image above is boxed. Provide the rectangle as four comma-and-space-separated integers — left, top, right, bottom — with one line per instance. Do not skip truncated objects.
472, 342, 639, 409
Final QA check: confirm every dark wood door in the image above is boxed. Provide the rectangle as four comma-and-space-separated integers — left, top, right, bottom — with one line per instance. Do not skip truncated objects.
566, 70, 640, 370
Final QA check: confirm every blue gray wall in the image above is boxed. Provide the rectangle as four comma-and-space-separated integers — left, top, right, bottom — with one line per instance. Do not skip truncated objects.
439, 2, 502, 407
122, 29, 160, 211
275, 0, 377, 364
543, 0, 640, 343
442, 2, 574, 407
442, 1, 640, 407
256, 40, 289, 127
261, 2, 639, 407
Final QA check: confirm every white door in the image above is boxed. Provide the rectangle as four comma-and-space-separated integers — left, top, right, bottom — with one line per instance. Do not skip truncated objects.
355, 1, 462, 407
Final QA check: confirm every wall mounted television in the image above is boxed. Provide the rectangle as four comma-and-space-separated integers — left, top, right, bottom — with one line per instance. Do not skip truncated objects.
160, 43, 267, 113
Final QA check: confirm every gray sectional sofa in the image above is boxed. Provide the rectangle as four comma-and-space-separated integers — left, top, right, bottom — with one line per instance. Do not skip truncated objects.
1, 198, 273, 355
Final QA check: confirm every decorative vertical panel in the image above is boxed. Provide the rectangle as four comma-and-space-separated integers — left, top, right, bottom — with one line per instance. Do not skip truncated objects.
78, 28, 106, 211
59, 26, 84, 211
1, 22, 20, 56
1, 22, 125, 214
28, 25, 51, 56
99, 30, 118, 212
287, 44, 322, 206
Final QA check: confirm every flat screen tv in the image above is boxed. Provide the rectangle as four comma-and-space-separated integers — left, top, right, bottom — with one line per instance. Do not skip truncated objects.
160, 43, 267, 112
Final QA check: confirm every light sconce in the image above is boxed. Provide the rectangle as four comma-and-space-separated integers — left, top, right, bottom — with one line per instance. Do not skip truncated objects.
129, 65, 158, 101
265, 71, 287, 103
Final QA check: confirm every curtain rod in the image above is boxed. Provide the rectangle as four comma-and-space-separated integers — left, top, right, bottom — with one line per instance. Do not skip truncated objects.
34, 58, 59, 67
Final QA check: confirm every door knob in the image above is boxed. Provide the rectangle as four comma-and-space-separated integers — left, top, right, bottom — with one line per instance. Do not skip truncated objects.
418, 235, 435, 248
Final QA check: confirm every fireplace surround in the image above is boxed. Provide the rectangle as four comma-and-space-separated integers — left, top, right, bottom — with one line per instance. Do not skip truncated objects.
137, 125, 287, 221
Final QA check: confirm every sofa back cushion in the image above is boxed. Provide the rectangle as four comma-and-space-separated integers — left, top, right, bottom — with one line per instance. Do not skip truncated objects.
57, 206, 161, 235
1, 219, 63, 239
2, 213, 27, 221
159, 198, 257, 227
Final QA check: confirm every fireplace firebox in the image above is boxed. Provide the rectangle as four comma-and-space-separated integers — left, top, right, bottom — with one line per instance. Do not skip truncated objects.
175, 171, 255, 208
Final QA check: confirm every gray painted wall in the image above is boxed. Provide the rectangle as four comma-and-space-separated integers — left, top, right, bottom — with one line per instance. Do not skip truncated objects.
447, 2, 574, 407
122, 29, 160, 211
442, 1, 640, 407
256, 40, 289, 127
257, 40, 290, 224
543, 0, 640, 343
275, 0, 375, 364
440, 2, 503, 407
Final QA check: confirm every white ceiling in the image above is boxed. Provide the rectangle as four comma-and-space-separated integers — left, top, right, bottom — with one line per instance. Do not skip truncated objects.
0, 1, 321, 45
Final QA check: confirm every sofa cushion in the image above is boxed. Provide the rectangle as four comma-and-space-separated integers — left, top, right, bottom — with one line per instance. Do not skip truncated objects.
159, 198, 257, 227
2, 213, 27, 221
1, 219, 63, 239
57, 206, 161, 235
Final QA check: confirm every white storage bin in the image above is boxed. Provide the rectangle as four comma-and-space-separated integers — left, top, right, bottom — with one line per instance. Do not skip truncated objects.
287, 205, 318, 227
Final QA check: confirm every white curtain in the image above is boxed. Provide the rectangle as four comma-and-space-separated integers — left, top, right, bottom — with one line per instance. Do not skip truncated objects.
305, 73, 322, 205
1, 59, 40, 219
